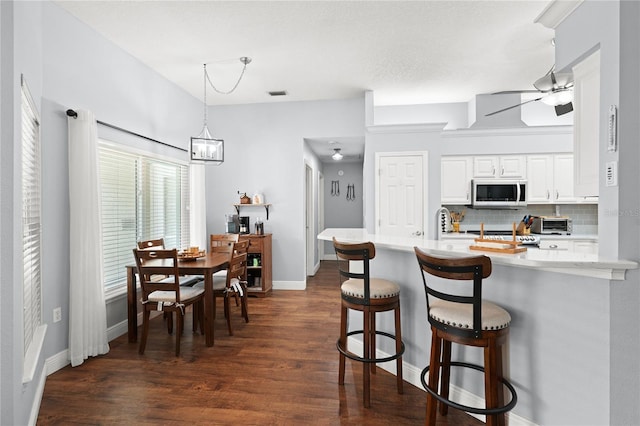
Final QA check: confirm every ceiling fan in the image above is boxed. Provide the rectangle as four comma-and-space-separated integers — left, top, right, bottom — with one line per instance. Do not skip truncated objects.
486, 66, 574, 117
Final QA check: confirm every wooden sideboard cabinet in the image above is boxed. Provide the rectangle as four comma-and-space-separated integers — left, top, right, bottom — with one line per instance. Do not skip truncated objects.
240, 233, 272, 297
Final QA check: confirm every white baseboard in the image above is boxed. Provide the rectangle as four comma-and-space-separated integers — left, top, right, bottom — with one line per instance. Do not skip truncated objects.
28, 367, 47, 426
346, 336, 536, 426
273, 280, 306, 290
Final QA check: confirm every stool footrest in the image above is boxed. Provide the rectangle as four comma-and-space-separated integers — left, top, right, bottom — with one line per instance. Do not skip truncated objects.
337, 329, 405, 364
420, 361, 517, 416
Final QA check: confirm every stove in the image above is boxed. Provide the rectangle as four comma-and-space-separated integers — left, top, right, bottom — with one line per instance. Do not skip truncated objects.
466, 230, 540, 245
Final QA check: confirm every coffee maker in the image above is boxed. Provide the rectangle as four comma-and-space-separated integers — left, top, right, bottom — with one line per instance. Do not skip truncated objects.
225, 214, 239, 234
238, 216, 250, 234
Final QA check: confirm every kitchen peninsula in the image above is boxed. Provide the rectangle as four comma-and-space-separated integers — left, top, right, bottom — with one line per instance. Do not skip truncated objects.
318, 228, 637, 425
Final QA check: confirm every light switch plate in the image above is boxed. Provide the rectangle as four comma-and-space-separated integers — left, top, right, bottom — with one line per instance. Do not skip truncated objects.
605, 161, 618, 187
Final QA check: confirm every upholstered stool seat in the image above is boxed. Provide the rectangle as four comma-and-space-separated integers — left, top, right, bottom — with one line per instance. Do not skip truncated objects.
341, 278, 401, 299
333, 238, 405, 408
414, 248, 517, 426
429, 300, 511, 331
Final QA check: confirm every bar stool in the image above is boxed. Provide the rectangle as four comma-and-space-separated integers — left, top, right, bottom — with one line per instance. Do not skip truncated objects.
414, 248, 517, 425
333, 237, 405, 408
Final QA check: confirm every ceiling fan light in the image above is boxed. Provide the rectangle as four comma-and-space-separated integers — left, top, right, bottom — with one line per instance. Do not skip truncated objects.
541, 90, 573, 106
332, 148, 343, 161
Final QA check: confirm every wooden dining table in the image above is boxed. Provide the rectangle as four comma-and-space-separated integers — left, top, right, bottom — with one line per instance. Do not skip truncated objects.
126, 251, 229, 347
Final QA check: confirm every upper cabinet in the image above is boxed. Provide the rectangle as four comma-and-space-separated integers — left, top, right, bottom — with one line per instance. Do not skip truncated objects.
441, 156, 472, 205
442, 153, 597, 206
472, 155, 526, 178
572, 50, 600, 197
527, 154, 580, 203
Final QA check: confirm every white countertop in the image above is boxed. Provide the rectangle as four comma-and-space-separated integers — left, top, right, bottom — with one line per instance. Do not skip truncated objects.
440, 232, 598, 241
318, 228, 636, 281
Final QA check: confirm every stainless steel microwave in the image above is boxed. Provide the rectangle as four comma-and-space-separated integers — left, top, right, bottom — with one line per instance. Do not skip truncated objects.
471, 179, 527, 208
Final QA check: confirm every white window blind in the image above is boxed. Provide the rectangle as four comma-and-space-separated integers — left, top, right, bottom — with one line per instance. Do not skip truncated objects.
99, 145, 190, 293
21, 77, 42, 355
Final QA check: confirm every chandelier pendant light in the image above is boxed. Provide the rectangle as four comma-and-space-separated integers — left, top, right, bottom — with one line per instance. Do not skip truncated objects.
332, 148, 343, 161
191, 57, 251, 164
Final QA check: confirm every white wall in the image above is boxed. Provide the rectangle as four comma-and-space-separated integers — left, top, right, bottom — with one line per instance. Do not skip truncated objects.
555, 2, 640, 424
204, 98, 365, 284
2, 2, 203, 424
1, 2, 44, 424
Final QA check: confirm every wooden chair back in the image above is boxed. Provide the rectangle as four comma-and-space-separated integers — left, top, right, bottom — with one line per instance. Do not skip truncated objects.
332, 237, 375, 305
137, 238, 165, 250
413, 247, 491, 338
210, 234, 239, 254
230, 240, 249, 281
132, 248, 183, 303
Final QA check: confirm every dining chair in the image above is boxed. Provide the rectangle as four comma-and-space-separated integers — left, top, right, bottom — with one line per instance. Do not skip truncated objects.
132, 248, 205, 356
194, 239, 249, 335
210, 233, 239, 254
137, 237, 202, 334
137, 238, 165, 250
210, 233, 241, 304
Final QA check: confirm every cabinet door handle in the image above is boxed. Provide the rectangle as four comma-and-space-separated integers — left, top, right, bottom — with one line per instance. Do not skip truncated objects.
549, 244, 558, 249
546, 190, 550, 200
556, 190, 559, 200
492, 166, 496, 176
501, 167, 505, 176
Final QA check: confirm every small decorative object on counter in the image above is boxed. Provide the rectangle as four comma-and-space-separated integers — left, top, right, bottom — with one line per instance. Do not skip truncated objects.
255, 217, 264, 235
449, 209, 465, 233
238, 191, 251, 204
252, 193, 264, 204
469, 222, 527, 254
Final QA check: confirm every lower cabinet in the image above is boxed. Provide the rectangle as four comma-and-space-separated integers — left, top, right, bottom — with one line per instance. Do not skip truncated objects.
240, 233, 272, 297
539, 238, 598, 254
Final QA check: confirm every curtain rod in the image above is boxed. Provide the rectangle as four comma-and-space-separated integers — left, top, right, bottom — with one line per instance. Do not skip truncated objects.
65, 109, 187, 153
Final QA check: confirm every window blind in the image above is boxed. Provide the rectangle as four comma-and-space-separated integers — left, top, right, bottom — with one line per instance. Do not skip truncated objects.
99, 145, 190, 293
21, 78, 42, 355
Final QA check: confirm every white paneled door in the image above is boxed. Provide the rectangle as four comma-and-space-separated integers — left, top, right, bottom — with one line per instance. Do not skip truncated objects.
377, 154, 424, 237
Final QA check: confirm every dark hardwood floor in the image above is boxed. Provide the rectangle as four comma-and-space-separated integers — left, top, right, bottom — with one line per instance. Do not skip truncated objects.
38, 260, 483, 425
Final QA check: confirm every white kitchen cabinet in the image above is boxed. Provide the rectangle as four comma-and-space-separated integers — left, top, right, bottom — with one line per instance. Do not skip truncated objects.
441, 156, 472, 204
539, 238, 598, 255
553, 154, 577, 203
573, 240, 598, 255
572, 50, 600, 197
527, 153, 590, 204
527, 155, 554, 203
473, 155, 526, 178
538, 239, 570, 250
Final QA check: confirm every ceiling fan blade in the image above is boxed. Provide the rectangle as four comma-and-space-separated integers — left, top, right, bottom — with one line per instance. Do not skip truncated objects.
484, 97, 543, 117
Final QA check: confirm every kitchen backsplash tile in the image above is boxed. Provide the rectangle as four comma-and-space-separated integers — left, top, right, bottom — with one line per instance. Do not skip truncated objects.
443, 204, 598, 235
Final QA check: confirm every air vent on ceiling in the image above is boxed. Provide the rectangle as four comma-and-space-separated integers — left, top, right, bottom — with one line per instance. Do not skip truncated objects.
268, 90, 288, 97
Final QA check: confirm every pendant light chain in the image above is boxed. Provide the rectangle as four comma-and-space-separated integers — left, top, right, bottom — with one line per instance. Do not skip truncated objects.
202, 64, 208, 127
204, 57, 251, 95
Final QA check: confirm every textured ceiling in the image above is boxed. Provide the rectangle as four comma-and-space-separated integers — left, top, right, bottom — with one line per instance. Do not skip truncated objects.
55, 0, 555, 107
